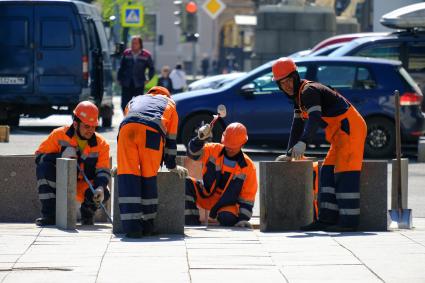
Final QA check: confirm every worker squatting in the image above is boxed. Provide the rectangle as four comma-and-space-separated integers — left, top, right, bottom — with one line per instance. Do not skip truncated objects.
34, 57, 366, 237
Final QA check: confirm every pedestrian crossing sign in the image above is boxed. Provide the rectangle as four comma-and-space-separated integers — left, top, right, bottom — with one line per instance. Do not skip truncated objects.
121, 5, 144, 27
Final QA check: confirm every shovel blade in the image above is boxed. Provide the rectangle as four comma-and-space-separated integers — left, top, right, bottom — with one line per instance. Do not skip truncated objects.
388, 209, 412, 229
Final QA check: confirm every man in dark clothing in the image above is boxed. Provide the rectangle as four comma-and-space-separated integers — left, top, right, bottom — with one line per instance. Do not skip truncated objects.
157, 65, 173, 94
117, 35, 155, 112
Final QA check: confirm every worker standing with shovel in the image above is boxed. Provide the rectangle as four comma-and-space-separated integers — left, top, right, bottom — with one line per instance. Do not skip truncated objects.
273, 58, 367, 232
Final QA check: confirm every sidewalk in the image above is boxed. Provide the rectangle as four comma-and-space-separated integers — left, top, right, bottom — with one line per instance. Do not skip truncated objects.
1, 219, 425, 283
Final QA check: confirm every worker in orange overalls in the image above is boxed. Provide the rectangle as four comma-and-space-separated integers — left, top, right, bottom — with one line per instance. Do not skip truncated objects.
35, 101, 111, 226
273, 57, 367, 232
117, 86, 188, 238
185, 122, 258, 228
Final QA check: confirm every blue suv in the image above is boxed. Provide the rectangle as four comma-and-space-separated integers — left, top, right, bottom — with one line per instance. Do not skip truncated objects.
174, 57, 425, 158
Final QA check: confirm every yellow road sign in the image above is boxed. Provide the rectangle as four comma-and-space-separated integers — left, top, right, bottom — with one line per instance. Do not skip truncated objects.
202, 0, 226, 20
121, 5, 144, 27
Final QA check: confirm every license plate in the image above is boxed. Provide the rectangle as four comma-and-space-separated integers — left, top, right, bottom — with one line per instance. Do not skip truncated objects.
0, 77, 26, 85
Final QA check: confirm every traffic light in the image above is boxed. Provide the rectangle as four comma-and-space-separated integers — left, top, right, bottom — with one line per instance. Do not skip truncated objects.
183, 1, 198, 35
173, 0, 183, 26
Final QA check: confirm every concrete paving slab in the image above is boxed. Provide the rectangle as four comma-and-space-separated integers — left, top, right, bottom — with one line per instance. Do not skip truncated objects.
282, 265, 382, 283
190, 268, 286, 283
0, 221, 425, 283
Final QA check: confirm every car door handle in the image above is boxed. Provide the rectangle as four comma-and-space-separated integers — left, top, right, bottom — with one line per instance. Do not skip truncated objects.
37, 52, 43, 60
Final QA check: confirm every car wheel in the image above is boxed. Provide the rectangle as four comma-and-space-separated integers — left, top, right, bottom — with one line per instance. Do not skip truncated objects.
364, 117, 395, 158
181, 114, 225, 148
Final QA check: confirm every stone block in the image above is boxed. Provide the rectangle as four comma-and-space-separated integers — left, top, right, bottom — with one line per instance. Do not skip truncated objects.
264, 11, 295, 30
391, 158, 408, 209
317, 160, 388, 231
260, 160, 314, 232
255, 30, 280, 54
56, 158, 77, 230
418, 139, 425, 162
358, 160, 388, 231
113, 171, 185, 234
336, 17, 360, 35
295, 11, 331, 31
0, 126, 10, 142
0, 155, 40, 222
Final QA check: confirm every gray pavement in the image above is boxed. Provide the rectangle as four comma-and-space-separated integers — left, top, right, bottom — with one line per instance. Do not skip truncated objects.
1, 221, 425, 283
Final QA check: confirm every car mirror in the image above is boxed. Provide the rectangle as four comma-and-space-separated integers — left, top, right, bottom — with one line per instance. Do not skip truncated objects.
240, 83, 256, 97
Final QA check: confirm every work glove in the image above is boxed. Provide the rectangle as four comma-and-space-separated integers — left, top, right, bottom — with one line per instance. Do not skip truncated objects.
234, 220, 253, 229
291, 141, 306, 160
169, 165, 189, 179
61, 147, 77, 159
111, 166, 117, 177
275, 154, 292, 162
197, 124, 212, 140
93, 187, 105, 205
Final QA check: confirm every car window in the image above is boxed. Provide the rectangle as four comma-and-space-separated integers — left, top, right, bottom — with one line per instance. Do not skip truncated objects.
41, 19, 73, 48
407, 42, 425, 72
250, 66, 307, 94
0, 18, 28, 47
316, 65, 376, 90
355, 43, 400, 61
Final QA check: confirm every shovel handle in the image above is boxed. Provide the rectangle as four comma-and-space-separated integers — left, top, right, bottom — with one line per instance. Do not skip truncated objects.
394, 90, 402, 210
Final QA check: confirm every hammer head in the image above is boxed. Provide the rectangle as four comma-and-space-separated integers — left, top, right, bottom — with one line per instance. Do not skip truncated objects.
217, 104, 227, 118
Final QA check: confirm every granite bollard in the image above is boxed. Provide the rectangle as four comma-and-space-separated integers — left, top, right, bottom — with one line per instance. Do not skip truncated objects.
358, 160, 388, 231
0, 155, 40, 222
418, 139, 425, 162
113, 171, 185, 234
260, 160, 314, 232
56, 158, 77, 230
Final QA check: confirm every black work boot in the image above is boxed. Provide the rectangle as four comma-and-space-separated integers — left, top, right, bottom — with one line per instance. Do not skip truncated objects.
35, 216, 55, 226
300, 220, 331, 231
142, 220, 157, 236
126, 231, 144, 238
325, 225, 358, 232
80, 202, 96, 226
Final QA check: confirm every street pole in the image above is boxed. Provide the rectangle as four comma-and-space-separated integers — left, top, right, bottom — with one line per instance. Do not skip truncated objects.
192, 40, 197, 78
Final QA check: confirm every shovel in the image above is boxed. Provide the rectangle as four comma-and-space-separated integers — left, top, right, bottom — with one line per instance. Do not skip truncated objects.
389, 90, 412, 229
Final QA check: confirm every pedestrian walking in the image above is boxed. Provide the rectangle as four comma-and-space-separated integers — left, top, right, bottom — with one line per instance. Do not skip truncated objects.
117, 35, 155, 112
157, 65, 173, 94
169, 64, 187, 94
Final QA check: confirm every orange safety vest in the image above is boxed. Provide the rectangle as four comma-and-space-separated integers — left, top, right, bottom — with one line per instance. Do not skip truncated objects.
198, 143, 258, 218
35, 126, 110, 202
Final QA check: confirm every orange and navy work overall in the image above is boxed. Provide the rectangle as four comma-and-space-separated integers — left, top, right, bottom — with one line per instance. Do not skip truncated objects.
185, 138, 258, 226
35, 126, 111, 219
117, 93, 178, 233
288, 80, 367, 228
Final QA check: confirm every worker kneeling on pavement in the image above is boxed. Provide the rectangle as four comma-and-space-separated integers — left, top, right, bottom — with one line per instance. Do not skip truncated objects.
117, 86, 188, 238
35, 101, 111, 226
273, 58, 367, 232
185, 122, 258, 228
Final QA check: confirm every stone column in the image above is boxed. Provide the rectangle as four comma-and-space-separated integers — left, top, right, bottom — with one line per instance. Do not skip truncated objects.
56, 158, 77, 230
260, 160, 313, 232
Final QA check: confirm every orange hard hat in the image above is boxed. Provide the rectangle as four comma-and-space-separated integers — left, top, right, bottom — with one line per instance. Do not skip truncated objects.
73, 101, 99, 126
147, 86, 171, 97
272, 57, 297, 81
221, 122, 248, 149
